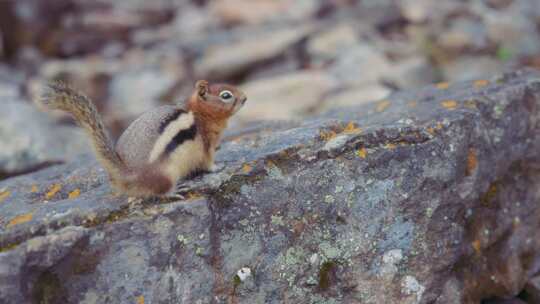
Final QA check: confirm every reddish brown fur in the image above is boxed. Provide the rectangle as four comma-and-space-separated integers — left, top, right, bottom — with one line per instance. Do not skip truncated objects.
187, 83, 246, 152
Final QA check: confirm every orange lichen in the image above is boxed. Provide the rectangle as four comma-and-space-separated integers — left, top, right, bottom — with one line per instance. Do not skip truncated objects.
472, 240, 481, 254
46, 184, 62, 200
31, 185, 39, 193
6, 212, 33, 228
436, 82, 450, 89
473, 79, 489, 88
0, 190, 10, 203
356, 148, 367, 159
426, 127, 436, 136
320, 130, 337, 141
137, 295, 145, 304
186, 192, 203, 200
376, 100, 391, 112
68, 189, 81, 199
441, 100, 458, 110
242, 163, 252, 174
343, 122, 362, 134
466, 149, 478, 176
407, 101, 418, 108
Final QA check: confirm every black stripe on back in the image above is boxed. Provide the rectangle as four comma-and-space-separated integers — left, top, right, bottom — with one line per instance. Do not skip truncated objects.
163, 123, 197, 156
159, 109, 186, 134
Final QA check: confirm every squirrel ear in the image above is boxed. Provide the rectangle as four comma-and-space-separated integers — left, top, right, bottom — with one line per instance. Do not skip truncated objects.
195, 80, 209, 100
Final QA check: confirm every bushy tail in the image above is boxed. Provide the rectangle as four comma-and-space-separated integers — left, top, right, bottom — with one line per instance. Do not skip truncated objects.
40, 82, 127, 181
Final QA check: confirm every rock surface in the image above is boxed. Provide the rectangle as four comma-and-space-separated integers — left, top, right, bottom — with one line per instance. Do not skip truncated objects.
0, 98, 91, 179
1, 70, 540, 303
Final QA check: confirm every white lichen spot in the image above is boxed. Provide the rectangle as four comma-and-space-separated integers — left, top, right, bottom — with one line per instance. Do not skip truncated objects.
401, 275, 425, 304
271, 215, 285, 226
177, 235, 189, 245
426, 207, 433, 218
306, 276, 318, 285
310, 253, 319, 265
237, 267, 252, 281
379, 249, 403, 278
324, 195, 335, 204
199, 233, 205, 240
238, 219, 250, 226
323, 134, 349, 151
335, 186, 343, 193
383, 249, 403, 264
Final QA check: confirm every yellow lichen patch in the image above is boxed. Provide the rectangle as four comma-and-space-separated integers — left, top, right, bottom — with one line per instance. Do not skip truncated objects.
68, 189, 81, 199
356, 148, 367, 159
472, 240, 481, 254
474, 79, 489, 88
31, 185, 39, 193
186, 192, 203, 200
436, 82, 450, 89
466, 149, 478, 176
464, 99, 477, 109
0, 190, 10, 203
407, 101, 418, 108
242, 163, 252, 174
137, 295, 145, 304
320, 130, 337, 141
436, 122, 443, 130
343, 122, 362, 134
441, 100, 458, 110
6, 212, 33, 228
45, 184, 62, 200
384, 143, 397, 150
376, 100, 391, 112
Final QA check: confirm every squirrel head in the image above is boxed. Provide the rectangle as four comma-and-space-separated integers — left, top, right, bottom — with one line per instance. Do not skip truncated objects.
188, 80, 247, 119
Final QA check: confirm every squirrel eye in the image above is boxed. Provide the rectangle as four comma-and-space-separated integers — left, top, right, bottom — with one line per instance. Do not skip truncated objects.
219, 90, 234, 102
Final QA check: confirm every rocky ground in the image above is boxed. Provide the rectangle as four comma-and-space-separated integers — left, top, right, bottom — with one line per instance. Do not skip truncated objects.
1, 0, 540, 177
1, 0, 540, 303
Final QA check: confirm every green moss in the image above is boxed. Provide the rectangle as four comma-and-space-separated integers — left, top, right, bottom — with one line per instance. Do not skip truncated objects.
32, 270, 68, 304
318, 261, 337, 291
0, 241, 21, 253
496, 46, 513, 62
233, 274, 242, 287
480, 182, 498, 205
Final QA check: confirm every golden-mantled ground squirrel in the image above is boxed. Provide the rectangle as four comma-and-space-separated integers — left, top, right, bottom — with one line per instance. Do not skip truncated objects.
39, 80, 247, 197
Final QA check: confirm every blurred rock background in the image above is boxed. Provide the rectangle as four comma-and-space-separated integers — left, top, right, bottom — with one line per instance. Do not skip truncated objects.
0, 0, 539, 177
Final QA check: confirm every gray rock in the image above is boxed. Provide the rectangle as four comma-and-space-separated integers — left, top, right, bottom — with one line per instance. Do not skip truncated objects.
236, 70, 339, 122
307, 23, 359, 63
437, 17, 490, 51
482, 6, 540, 56
442, 55, 505, 82
328, 44, 392, 87
1, 70, 540, 303
0, 98, 91, 179
524, 275, 540, 303
208, 0, 320, 26
384, 56, 437, 89
194, 26, 313, 80
317, 84, 390, 114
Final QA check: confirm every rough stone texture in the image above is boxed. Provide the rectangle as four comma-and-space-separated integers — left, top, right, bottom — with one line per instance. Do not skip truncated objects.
1, 70, 540, 303
0, 98, 91, 179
